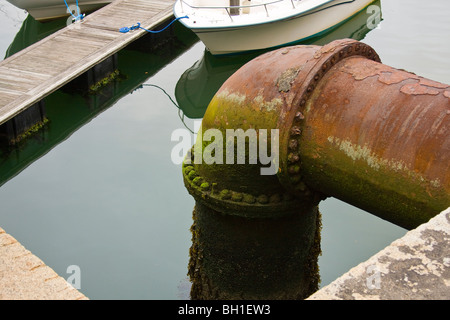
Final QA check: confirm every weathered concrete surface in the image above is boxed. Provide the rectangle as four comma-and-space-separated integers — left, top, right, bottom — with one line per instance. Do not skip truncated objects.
0, 227, 87, 300
308, 207, 450, 300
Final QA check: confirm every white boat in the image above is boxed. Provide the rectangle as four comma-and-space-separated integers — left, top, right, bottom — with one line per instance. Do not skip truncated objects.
5, 0, 113, 22
175, 0, 381, 116
174, 0, 377, 55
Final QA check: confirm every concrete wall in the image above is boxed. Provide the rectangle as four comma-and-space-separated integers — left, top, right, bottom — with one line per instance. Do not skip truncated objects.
308, 207, 450, 300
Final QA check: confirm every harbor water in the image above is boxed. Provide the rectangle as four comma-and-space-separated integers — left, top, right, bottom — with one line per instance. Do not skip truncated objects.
0, 0, 448, 299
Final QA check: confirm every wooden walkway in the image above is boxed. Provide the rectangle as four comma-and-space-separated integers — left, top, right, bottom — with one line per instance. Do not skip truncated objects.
0, 0, 176, 126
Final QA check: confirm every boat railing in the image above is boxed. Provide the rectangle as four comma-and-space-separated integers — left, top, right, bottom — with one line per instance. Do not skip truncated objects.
179, 0, 298, 22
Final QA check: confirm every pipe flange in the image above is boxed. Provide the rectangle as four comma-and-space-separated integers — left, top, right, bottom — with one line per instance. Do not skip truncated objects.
280, 39, 381, 198
182, 150, 308, 219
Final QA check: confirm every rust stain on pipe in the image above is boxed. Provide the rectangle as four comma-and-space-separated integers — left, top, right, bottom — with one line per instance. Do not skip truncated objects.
294, 53, 449, 229
184, 39, 449, 229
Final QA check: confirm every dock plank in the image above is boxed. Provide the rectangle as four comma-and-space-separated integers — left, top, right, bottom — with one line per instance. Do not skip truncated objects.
0, 0, 176, 126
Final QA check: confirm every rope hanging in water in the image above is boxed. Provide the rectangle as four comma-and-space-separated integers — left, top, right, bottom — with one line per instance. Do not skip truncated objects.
119, 16, 189, 34
134, 83, 194, 134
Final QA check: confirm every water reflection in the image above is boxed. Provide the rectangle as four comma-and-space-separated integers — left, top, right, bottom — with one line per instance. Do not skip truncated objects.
175, 0, 382, 118
4, 15, 67, 58
0, 1, 389, 300
0, 20, 198, 186
189, 202, 321, 300
1, 0, 382, 187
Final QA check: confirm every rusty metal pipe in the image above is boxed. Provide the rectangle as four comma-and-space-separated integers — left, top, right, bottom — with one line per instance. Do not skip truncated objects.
183, 39, 449, 229
296, 55, 450, 229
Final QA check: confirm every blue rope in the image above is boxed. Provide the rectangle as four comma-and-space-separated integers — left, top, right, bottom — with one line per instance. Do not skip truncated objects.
64, 0, 84, 21
120, 16, 189, 34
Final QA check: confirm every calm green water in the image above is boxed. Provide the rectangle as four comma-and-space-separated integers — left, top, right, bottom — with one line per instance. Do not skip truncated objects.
0, 0, 448, 299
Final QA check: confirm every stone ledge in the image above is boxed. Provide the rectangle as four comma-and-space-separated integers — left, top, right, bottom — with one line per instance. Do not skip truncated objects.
307, 207, 450, 300
0, 227, 88, 300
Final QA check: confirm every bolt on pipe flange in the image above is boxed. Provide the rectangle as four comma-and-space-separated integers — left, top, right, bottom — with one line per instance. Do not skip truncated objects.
183, 38, 449, 227
182, 147, 304, 219
182, 39, 380, 218
276, 39, 381, 196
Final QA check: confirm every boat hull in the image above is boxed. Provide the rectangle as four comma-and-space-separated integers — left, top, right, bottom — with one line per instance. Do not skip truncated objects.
6, 0, 113, 21
175, 0, 377, 55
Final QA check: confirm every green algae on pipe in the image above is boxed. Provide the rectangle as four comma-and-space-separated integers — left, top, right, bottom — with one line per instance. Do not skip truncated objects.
188, 202, 322, 300
295, 54, 450, 229
182, 39, 449, 229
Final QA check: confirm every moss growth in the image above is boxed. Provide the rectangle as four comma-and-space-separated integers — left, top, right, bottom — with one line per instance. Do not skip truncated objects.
193, 176, 203, 186
299, 136, 449, 229
187, 170, 198, 180
188, 202, 321, 300
88, 70, 121, 94
184, 166, 194, 175
257, 194, 269, 204
242, 193, 256, 204
304, 209, 322, 295
10, 117, 49, 145
231, 192, 243, 202
219, 189, 231, 200
200, 182, 210, 191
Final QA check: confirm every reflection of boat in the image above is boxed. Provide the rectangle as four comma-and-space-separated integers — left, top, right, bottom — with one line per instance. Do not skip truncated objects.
174, 0, 377, 55
175, 51, 249, 119
175, 0, 381, 117
4, 15, 67, 58
5, 0, 113, 22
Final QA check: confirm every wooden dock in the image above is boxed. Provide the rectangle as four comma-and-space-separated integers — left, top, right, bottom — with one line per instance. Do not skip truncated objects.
0, 0, 176, 126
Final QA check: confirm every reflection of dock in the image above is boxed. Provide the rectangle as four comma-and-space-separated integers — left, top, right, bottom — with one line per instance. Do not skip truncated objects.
0, 21, 198, 187
0, 4, 197, 299
0, 0, 175, 127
